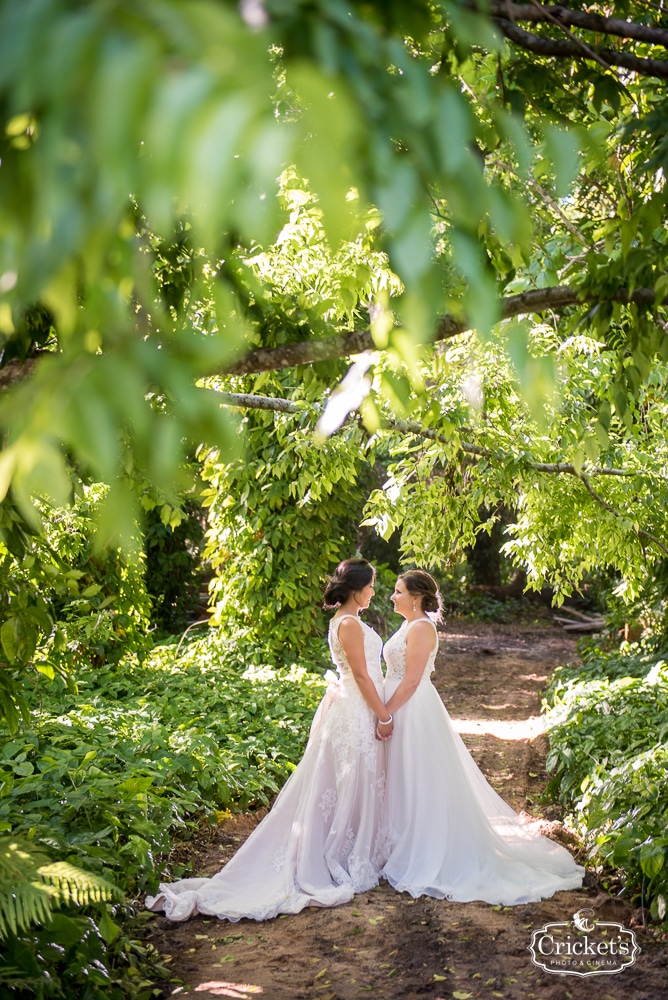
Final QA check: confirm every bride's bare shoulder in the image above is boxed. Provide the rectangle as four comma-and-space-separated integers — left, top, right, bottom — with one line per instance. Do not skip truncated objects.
335, 614, 363, 634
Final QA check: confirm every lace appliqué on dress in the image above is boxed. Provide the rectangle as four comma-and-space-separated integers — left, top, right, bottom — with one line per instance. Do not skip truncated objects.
342, 825, 355, 862
349, 855, 379, 893
328, 707, 378, 775
319, 787, 337, 822
374, 772, 387, 804
271, 847, 287, 872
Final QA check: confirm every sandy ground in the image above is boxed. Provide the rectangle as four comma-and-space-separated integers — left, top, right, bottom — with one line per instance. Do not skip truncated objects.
146, 619, 668, 999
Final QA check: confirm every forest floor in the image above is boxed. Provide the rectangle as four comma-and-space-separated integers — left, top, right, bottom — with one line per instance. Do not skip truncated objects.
146, 617, 668, 1000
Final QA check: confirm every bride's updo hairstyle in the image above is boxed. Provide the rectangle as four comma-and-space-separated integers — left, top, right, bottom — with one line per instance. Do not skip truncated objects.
323, 558, 375, 609
400, 569, 443, 620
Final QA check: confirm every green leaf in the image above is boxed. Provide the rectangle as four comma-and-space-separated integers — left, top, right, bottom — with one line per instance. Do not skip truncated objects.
436, 87, 472, 172
0, 618, 21, 664
654, 274, 668, 304
97, 907, 121, 944
611, 381, 629, 418
1, 616, 37, 665
639, 843, 664, 879
543, 124, 580, 197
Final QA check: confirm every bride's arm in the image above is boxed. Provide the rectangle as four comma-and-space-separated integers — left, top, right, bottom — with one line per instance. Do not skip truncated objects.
337, 618, 393, 728
383, 621, 437, 716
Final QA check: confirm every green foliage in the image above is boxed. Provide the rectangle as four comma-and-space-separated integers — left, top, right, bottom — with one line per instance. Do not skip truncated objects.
0, 627, 327, 995
363, 327, 668, 604
143, 498, 205, 635
0, 485, 151, 732
0, 910, 168, 1000
544, 641, 668, 919
0, 839, 52, 939
593, 557, 668, 644
5, 0, 668, 989
200, 175, 399, 654
1, 0, 668, 633
4, 0, 668, 539
201, 417, 370, 656
0, 837, 120, 938
8, 630, 326, 882
0, 0, 298, 532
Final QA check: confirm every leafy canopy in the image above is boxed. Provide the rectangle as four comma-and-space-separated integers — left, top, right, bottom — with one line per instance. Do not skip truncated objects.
2, 0, 667, 530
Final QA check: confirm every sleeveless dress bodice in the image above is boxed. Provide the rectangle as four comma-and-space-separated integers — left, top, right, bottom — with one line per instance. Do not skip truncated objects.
383, 617, 438, 683
329, 614, 384, 687
321, 615, 384, 779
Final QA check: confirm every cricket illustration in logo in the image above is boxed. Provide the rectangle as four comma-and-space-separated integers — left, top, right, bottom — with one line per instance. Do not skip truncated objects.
572, 909, 597, 933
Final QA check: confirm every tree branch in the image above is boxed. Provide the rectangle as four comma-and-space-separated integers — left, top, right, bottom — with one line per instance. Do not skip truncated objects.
495, 19, 668, 78
579, 472, 668, 558
211, 402, 659, 487
213, 400, 668, 555
215, 391, 301, 413
215, 391, 668, 564
392, 419, 647, 478
0, 357, 38, 391
222, 329, 377, 376
524, 0, 616, 75
397, 418, 668, 557
1, 287, 665, 387
223, 284, 664, 375
490, 158, 589, 245
489, 3, 668, 48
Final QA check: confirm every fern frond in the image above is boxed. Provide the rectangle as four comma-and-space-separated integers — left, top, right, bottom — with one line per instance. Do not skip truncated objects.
0, 965, 45, 989
0, 837, 121, 939
37, 861, 122, 907
0, 837, 53, 936
0, 880, 52, 938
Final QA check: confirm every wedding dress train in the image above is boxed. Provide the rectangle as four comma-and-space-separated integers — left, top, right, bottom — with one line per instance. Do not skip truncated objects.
380, 618, 584, 905
146, 615, 387, 921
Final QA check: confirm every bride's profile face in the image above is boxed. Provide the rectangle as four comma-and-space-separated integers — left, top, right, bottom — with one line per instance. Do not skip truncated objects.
355, 581, 375, 609
391, 579, 413, 617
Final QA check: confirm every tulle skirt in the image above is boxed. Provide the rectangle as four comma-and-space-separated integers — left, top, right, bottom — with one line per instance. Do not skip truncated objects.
380, 677, 584, 905
146, 673, 387, 921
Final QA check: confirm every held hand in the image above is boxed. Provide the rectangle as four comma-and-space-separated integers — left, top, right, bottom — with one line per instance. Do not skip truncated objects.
376, 715, 394, 741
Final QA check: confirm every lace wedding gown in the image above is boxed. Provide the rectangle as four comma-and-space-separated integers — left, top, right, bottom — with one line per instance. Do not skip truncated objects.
146, 615, 387, 921
380, 618, 584, 905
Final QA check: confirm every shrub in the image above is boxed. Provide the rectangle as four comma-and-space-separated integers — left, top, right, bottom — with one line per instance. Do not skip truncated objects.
545, 640, 668, 921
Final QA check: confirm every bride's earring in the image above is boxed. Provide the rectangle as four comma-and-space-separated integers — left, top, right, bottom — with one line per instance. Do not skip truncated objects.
412, 601, 417, 611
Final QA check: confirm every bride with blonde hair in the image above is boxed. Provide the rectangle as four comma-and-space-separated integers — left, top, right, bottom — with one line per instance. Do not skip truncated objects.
378, 569, 584, 904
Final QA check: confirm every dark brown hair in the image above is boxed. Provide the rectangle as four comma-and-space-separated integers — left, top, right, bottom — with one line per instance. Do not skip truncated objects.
399, 569, 443, 619
323, 558, 375, 608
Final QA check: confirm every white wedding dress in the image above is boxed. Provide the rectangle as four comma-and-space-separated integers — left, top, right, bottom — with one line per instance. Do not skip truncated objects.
380, 618, 584, 904
146, 614, 387, 921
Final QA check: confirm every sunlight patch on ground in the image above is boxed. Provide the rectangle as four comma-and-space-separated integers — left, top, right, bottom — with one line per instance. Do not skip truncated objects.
190, 982, 264, 997
450, 716, 545, 740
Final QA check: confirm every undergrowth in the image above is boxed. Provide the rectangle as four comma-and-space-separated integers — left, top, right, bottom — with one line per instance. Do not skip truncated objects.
0, 628, 328, 998
544, 637, 668, 923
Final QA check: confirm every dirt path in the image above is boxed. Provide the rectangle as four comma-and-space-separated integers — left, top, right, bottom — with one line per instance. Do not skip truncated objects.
148, 620, 667, 999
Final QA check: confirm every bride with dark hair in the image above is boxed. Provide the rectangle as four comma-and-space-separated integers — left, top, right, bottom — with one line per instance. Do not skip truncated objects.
146, 558, 391, 922
379, 569, 584, 905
